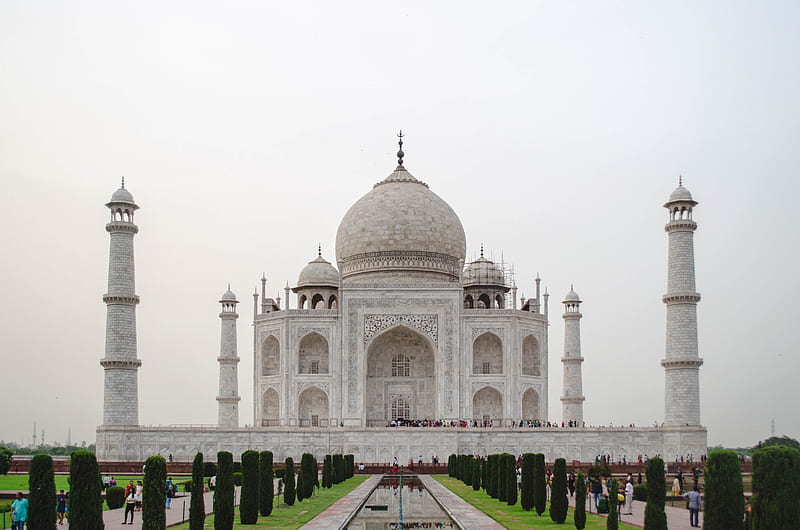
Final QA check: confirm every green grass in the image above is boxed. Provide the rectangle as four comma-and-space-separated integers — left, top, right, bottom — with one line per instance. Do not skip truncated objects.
434, 476, 638, 530
0, 474, 164, 492
170, 475, 369, 529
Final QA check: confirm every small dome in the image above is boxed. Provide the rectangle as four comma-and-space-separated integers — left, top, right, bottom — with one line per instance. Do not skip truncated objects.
564, 288, 580, 302
220, 287, 237, 302
298, 255, 339, 288
110, 187, 136, 204
668, 185, 693, 202
463, 255, 506, 287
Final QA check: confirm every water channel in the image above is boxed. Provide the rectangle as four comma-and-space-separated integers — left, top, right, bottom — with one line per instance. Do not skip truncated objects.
345, 475, 456, 529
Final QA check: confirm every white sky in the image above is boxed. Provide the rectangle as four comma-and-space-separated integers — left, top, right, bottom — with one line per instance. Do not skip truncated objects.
1, 1, 798, 449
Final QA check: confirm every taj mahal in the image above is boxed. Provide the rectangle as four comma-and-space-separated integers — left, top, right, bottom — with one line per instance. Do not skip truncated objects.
96, 136, 707, 463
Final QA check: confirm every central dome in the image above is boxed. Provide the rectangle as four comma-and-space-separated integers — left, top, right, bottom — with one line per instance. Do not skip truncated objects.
335, 165, 466, 282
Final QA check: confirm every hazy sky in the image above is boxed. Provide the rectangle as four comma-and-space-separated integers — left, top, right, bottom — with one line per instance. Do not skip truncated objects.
1, 1, 798, 449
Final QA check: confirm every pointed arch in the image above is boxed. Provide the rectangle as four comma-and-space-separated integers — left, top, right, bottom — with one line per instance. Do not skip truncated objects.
298, 386, 328, 426
262, 335, 280, 376
311, 293, 325, 309
495, 294, 504, 309
298, 332, 328, 374
473, 386, 503, 423
464, 295, 474, 309
478, 294, 491, 308
328, 295, 338, 309
472, 332, 503, 374
262, 388, 279, 426
522, 387, 540, 420
522, 335, 541, 376
298, 295, 307, 309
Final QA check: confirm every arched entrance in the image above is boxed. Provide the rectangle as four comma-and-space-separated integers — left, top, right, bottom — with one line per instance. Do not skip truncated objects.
298, 386, 329, 427
366, 325, 436, 426
522, 388, 540, 420
473, 386, 503, 424
262, 388, 279, 426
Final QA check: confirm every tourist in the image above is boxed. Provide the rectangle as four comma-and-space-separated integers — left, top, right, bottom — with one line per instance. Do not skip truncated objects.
11, 492, 28, 530
166, 478, 175, 509
418, 454, 423, 465
56, 490, 67, 525
744, 497, 752, 527
684, 485, 702, 527
125, 480, 135, 497
591, 476, 603, 509
135, 481, 143, 510
123, 487, 136, 524
672, 475, 681, 496
359, 463, 365, 473
103, 475, 111, 489
567, 473, 575, 497
623, 479, 634, 515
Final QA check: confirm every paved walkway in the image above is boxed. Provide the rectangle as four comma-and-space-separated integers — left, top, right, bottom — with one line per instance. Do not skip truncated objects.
299, 474, 380, 530
418, 475, 505, 529
569, 492, 699, 530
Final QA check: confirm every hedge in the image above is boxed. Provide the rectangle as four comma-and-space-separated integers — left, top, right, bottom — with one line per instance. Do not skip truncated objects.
704, 449, 744, 530
143, 455, 167, 530
751, 445, 800, 530
68, 451, 104, 530
533, 453, 546, 515
29, 453, 56, 529
498, 453, 508, 502
607, 478, 619, 530
574, 471, 586, 530
633, 484, 647, 501
259, 451, 274, 517
504, 454, 517, 506
520, 453, 534, 511
214, 451, 235, 530
233, 472, 243, 486
239, 450, 259, 524
549, 458, 567, 523
190, 452, 205, 530
322, 455, 332, 488
204, 461, 218, 477
106, 485, 126, 510
447, 454, 456, 477
332, 454, 343, 485
283, 457, 296, 506
644, 457, 667, 530
472, 457, 481, 491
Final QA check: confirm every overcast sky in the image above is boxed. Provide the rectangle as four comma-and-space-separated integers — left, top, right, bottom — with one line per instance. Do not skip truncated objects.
1, 1, 798, 450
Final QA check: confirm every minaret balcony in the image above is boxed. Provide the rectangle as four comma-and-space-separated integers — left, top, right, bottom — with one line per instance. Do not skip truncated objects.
662, 292, 701, 304
105, 222, 139, 234
660, 358, 704, 369
103, 294, 140, 305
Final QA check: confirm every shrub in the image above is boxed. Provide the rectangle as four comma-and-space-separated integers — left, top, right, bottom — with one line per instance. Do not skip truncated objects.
447, 454, 456, 477
533, 453, 546, 515
322, 455, 332, 488
464, 456, 473, 486
190, 452, 205, 530
332, 454, 343, 484
300, 453, 316, 499
214, 451, 235, 530
106, 485, 126, 510
273, 467, 285, 479
505, 454, 517, 506
520, 453, 534, 511
633, 484, 647, 501
644, 457, 667, 530
607, 478, 619, 530
204, 461, 218, 477
345, 454, 354, 479
29, 453, 56, 529
588, 463, 612, 478
233, 461, 243, 473
259, 451, 274, 517
574, 471, 586, 530
751, 445, 800, 530
239, 450, 259, 524
284, 457, 296, 506
472, 457, 481, 491
0, 446, 12, 475
69, 451, 104, 530
180, 480, 192, 492
704, 449, 744, 530
233, 472, 243, 486
549, 458, 567, 523
498, 453, 508, 502
143, 455, 167, 530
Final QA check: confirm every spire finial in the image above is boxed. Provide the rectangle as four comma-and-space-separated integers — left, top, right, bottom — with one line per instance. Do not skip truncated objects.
480, 244, 484, 258
121, 176, 125, 189
679, 174, 683, 186
318, 243, 322, 257
227, 283, 231, 290
397, 130, 405, 167
570, 283, 574, 291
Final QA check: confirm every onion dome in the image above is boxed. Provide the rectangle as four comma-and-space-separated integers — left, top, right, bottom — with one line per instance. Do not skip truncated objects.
664, 177, 698, 207
106, 177, 139, 209
220, 286, 238, 302
564, 286, 581, 302
297, 253, 339, 288
463, 248, 506, 287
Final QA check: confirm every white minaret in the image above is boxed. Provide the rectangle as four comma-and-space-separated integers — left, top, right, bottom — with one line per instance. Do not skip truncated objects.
217, 286, 241, 427
100, 179, 142, 425
561, 286, 585, 424
662, 179, 703, 425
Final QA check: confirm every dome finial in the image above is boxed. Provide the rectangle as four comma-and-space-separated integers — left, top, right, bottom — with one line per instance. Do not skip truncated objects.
679, 174, 683, 186
121, 176, 125, 189
318, 243, 322, 257
397, 130, 405, 167
480, 243, 484, 258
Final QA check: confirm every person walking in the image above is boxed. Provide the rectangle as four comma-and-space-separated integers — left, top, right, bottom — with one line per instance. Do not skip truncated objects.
10, 492, 28, 530
56, 490, 67, 525
591, 476, 603, 509
684, 485, 702, 527
166, 479, 174, 509
623, 479, 634, 514
135, 481, 143, 511
122, 488, 136, 524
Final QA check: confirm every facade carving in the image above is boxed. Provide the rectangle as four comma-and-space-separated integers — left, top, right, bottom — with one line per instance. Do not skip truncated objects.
364, 314, 439, 344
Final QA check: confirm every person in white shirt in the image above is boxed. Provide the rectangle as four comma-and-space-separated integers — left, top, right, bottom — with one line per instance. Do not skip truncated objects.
623, 480, 634, 515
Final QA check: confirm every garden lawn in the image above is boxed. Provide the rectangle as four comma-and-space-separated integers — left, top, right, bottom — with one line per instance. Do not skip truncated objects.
171, 475, 369, 529
0, 474, 188, 492
434, 476, 638, 530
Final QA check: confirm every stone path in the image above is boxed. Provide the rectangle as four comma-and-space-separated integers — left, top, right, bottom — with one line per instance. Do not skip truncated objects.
568, 492, 700, 530
418, 475, 505, 529
299, 474, 380, 529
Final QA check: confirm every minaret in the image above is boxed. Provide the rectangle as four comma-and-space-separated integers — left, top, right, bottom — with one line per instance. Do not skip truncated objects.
100, 179, 142, 425
217, 286, 241, 427
662, 179, 703, 425
561, 286, 585, 424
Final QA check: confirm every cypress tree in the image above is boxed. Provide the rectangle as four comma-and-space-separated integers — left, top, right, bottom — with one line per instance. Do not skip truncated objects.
472, 457, 481, 491
505, 454, 518, 506
333, 454, 343, 484
214, 451, 235, 530
549, 458, 568, 523
322, 455, 333, 488
68, 451, 104, 530
704, 449, 744, 530
259, 451, 274, 517
498, 453, 508, 502
520, 453, 535, 510
283, 457, 296, 506
448, 454, 456, 477
345, 454, 354, 479
751, 445, 800, 530
485, 455, 494, 496
305, 453, 317, 497
607, 478, 619, 530
296, 465, 305, 503
143, 455, 167, 530
28, 453, 56, 530
464, 456, 473, 486
190, 452, 206, 530
239, 450, 259, 524
533, 453, 547, 516
644, 457, 667, 530
574, 471, 587, 530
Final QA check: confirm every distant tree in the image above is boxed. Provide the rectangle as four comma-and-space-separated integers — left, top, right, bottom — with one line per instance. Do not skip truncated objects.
498, 453, 508, 502
214, 451, 235, 530
239, 450, 259, 524
0, 446, 12, 475
345, 454, 354, 479
332, 454, 343, 484
143, 455, 167, 530
486, 454, 496, 497
520, 453, 535, 510
607, 478, 619, 530
751, 445, 800, 530
283, 457, 296, 506
322, 455, 333, 488
259, 451, 274, 516
574, 471, 587, 530
704, 450, 744, 530
472, 457, 481, 491
448, 454, 456, 478
505, 454, 517, 506
28, 454, 56, 530
533, 453, 547, 516
68, 451, 104, 530
644, 457, 667, 530
756, 435, 800, 451
464, 456, 473, 486
190, 452, 205, 530
549, 458, 567, 523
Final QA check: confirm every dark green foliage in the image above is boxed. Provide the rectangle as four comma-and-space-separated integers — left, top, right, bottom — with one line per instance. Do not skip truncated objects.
143, 455, 167, 530
633, 484, 647, 501
322, 455, 332, 488
0, 446, 12, 475
259, 451, 274, 517
757, 435, 800, 451
190, 452, 206, 530
180, 479, 192, 492
283, 457, 296, 506
533, 453, 546, 516
607, 478, 618, 530
345, 454, 354, 479
464, 456, 473, 486
549, 458, 567, 523
296, 467, 305, 503
472, 458, 481, 491
68, 450, 104, 530
704, 450, 744, 530
300, 453, 316, 499
204, 461, 218, 477
106, 485, 126, 509
520, 453, 535, 511
233, 472, 243, 486
273, 467, 285, 479
588, 463, 612, 479
239, 450, 259, 524
332, 454, 343, 484
484, 455, 494, 496
29, 454, 56, 529
233, 461, 242, 473
448, 454, 456, 477
574, 472, 586, 530
214, 451, 235, 530
644, 457, 667, 530
498, 454, 508, 502
751, 445, 800, 530
505, 454, 517, 506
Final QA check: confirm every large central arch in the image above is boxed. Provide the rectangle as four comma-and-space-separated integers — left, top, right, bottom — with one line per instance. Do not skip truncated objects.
365, 325, 436, 426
